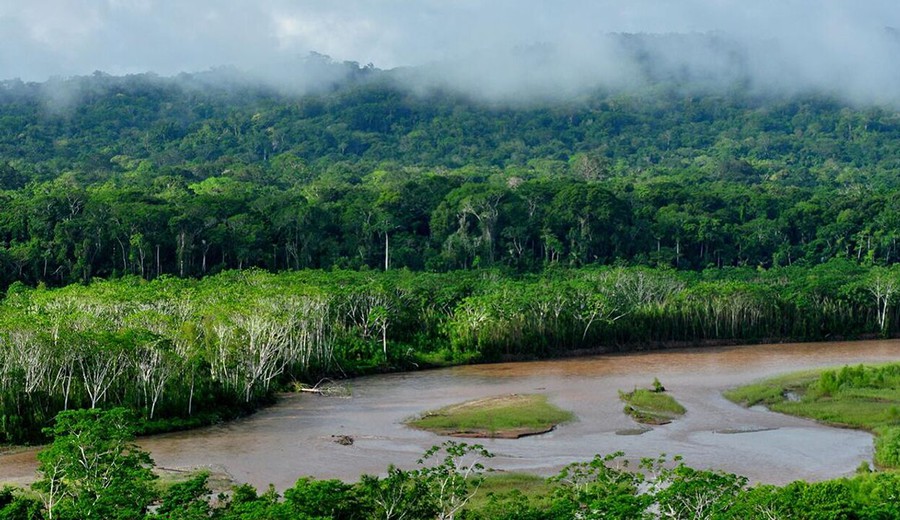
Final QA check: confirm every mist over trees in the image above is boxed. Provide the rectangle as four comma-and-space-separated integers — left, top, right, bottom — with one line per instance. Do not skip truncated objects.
5, 1, 900, 106
3, 59, 900, 288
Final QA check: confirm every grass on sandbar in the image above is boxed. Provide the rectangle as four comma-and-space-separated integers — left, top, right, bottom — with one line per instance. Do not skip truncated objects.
725, 363, 900, 469
407, 394, 574, 438
722, 370, 820, 408
466, 472, 552, 510
619, 385, 686, 425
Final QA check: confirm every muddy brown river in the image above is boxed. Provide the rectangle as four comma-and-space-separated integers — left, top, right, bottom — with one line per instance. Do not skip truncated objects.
2, 339, 900, 490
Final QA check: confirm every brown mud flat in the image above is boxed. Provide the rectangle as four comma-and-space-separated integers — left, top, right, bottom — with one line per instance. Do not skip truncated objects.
155, 466, 237, 496
715, 427, 778, 435
615, 427, 652, 436
623, 407, 673, 425
433, 425, 556, 439
0, 445, 39, 456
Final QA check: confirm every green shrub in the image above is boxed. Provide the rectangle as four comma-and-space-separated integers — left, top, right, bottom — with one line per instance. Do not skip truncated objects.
874, 427, 900, 469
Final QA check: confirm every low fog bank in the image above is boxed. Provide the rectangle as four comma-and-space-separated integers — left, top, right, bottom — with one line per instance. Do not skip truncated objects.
3, 1, 900, 107
395, 30, 900, 106
12, 29, 900, 113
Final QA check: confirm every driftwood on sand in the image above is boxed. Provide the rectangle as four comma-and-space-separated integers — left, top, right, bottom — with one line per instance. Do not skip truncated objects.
296, 378, 352, 397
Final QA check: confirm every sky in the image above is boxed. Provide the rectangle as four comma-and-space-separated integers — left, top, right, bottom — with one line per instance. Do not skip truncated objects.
2, 1, 900, 102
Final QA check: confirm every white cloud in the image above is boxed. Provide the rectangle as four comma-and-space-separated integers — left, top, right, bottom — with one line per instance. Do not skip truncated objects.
1, 0, 899, 103
11, 1, 103, 50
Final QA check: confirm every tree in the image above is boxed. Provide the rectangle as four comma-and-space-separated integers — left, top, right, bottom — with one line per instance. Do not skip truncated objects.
648, 460, 748, 520
75, 330, 130, 409
130, 331, 175, 419
432, 184, 507, 268
357, 465, 434, 520
0, 486, 42, 520
32, 408, 157, 520
282, 478, 360, 520
866, 266, 898, 335
549, 452, 648, 520
416, 441, 492, 520
150, 473, 214, 520
549, 184, 630, 265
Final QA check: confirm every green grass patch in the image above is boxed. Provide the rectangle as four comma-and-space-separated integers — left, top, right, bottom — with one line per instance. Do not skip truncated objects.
466, 472, 552, 510
722, 370, 820, 407
725, 363, 900, 469
619, 387, 686, 425
406, 394, 574, 438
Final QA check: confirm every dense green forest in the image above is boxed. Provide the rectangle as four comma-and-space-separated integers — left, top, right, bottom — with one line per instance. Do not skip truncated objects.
2, 65, 900, 287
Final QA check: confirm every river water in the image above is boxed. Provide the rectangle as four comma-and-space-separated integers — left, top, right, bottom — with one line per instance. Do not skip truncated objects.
2, 339, 899, 490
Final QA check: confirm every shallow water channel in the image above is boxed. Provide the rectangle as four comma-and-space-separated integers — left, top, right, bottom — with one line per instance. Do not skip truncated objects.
2, 339, 900, 490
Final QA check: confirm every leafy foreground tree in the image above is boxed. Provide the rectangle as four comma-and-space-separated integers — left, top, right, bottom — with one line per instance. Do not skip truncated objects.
143, 450, 900, 520
32, 408, 156, 520
0, 487, 41, 520
209, 441, 491, 520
